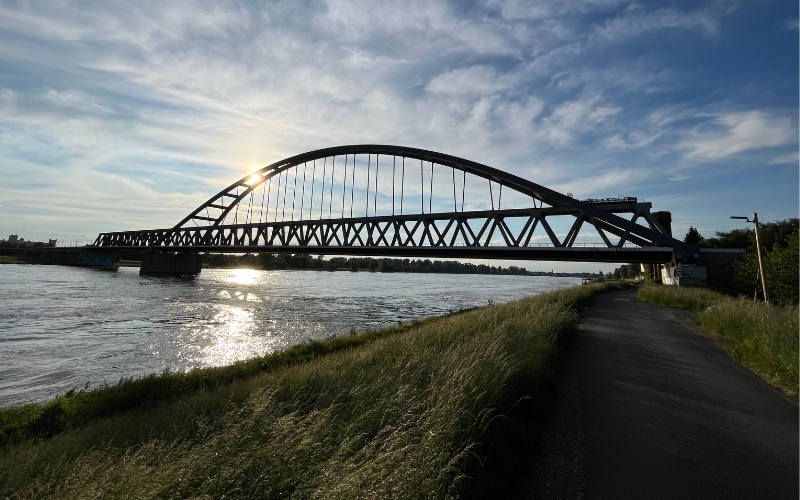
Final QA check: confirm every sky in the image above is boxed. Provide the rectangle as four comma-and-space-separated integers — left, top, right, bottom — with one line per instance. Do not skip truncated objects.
0, 0, 797, 272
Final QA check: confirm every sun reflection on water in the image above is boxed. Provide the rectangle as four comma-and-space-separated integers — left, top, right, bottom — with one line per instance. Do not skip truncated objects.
197, 305, 276, 367
226, 268, 261, 285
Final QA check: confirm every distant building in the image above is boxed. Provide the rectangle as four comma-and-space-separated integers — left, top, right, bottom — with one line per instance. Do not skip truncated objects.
8, 234, 18, 242
48, 239, 57, 247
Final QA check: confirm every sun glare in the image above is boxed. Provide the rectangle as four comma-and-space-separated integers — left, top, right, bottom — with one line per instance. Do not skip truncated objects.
226, 268, 260, 285
245, 174, 262, 185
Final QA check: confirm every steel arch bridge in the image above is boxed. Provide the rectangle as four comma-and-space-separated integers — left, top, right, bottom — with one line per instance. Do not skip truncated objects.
92, 145, 698, 264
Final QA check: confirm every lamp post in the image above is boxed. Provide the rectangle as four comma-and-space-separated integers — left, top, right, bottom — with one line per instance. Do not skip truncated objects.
731, 213, 769, 303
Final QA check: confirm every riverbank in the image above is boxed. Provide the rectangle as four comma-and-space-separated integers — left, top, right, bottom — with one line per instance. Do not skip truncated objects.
638, 285, 798, 397
0, 281, 627, 498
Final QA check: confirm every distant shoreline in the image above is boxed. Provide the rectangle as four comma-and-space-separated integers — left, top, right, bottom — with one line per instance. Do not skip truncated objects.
0, 253, 604, 278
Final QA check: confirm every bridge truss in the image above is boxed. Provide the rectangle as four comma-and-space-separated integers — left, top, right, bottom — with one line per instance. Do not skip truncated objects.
93, 145, 698, 264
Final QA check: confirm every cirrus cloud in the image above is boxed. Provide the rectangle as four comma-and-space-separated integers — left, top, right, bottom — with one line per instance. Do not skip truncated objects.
679, 111, 796, 160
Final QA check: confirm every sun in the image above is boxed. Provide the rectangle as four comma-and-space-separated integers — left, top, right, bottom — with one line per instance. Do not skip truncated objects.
245, 174, 262, 185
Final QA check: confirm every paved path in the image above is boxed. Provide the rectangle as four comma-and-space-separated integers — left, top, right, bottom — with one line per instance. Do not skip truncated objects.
531, 287, 798, 500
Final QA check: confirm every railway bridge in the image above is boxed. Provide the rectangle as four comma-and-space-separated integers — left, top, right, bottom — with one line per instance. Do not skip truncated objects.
89, 145, 698, 274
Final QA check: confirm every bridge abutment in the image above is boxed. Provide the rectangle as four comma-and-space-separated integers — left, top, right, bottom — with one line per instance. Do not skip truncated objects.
140, 251, 202, 275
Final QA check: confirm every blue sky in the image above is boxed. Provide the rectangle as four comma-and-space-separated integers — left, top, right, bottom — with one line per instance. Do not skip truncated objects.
0, 0, 797, 271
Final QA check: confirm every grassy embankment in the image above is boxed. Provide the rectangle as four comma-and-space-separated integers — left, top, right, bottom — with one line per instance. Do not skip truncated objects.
0, 282, 627, 499
638, 285, 798, 397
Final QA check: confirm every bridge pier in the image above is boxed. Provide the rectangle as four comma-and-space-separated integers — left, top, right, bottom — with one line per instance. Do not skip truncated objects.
140, 251, 202, 275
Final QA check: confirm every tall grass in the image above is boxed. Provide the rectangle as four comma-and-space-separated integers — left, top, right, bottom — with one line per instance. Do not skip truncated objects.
0, 282, 626, 499
0, 321, 435, 447
638, 285, 798, 397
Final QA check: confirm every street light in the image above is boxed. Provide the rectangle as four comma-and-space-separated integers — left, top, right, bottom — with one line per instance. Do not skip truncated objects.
731, 213, 768, 303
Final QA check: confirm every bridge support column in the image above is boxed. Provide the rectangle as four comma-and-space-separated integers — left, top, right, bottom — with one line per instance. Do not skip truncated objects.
140, 251, 202, 275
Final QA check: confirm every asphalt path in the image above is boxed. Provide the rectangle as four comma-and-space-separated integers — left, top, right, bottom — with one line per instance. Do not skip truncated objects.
530, 287, 798, 500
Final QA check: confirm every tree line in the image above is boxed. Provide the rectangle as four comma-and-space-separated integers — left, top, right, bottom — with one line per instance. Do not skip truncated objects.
204, 253, 539, 276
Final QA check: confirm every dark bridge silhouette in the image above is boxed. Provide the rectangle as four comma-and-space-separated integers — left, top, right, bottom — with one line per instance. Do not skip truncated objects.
92, 145, 698, 272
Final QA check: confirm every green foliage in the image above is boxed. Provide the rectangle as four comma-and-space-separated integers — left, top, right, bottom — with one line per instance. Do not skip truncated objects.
0, 283, 628, 499
638, 284, 722, 311
756, 218, 799, 252
703, 228, 751, 249
230, 253, 545, 275
642, 263, 660, 283
734, 219, 799, 305
684, 226, 705, 245
765, 232, 799, 306
238, 253, 259, 268
638, 285, 798, 397
208, 253, 229, 267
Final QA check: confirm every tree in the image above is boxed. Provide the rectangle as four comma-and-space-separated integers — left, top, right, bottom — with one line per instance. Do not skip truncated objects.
757, 218, 799, 252
684, 226, 704, 245
258, 253, 274, 269
765, 231, 799, 306
239, 253, 258, 268
735, 220, 799, 305
209, 254, 229, 267
704, 229, 751, 249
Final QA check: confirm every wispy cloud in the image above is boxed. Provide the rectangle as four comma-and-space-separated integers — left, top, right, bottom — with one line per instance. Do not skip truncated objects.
679, 111, 796, 160
593, 3, 727, 40
536, 94, 620, 145
426, 65, 516, 96
769, 151, 799, 165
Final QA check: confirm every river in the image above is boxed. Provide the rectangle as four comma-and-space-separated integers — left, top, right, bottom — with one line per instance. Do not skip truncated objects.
0, 265, 580, 407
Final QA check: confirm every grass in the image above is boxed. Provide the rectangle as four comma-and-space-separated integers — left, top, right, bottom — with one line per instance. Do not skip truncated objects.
638, 284, 798, 397
0, 281, 627, 499
0, 255, 24, 264
117, 259, 141, 267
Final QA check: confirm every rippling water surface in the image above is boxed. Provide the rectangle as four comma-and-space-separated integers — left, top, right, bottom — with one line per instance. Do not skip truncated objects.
0, 265, 580, 406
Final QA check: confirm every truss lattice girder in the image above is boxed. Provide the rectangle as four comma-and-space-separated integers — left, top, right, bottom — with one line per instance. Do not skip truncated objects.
174, 145, 697, 259
95, 207, 675, 263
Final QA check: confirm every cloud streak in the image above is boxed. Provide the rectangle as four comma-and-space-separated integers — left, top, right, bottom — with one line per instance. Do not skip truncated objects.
680, 112, 796, 160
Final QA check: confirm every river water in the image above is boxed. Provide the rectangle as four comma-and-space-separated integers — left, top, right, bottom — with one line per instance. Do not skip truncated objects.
0, 265, 580, 407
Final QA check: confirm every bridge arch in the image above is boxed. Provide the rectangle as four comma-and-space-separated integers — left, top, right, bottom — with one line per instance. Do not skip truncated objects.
178, 145, 583, 229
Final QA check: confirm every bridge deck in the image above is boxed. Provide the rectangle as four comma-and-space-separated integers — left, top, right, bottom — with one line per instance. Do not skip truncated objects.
79, 245, 675, 263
